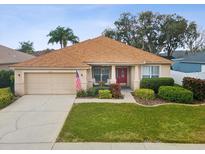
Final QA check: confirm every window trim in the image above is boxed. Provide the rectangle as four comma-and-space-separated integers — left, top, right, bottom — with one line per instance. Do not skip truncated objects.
92, 66, 111, 83
141, 65, 161, 79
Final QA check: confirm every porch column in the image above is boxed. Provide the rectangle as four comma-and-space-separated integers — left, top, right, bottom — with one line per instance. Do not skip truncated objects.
133, 65, 140, 90
110, 65, 116, 84
87, 66, 93, 88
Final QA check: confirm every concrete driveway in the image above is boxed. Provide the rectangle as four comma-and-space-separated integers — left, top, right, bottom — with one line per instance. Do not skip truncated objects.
0, 95, 75, 150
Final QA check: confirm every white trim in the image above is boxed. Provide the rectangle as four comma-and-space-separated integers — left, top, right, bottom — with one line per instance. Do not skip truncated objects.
141, 65, 161, 79
202, 65, 205, 72
11, 67, 89, 70
86, 62, 171, 65
22, 70, 76, 73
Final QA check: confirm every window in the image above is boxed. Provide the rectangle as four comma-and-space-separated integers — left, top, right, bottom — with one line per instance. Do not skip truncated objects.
93, 67, 101, 82
92, 66, 111, 83
142, 66, 159, 78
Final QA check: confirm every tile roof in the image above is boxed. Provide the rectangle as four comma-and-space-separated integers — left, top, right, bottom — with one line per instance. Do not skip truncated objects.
12, 36, 172, 68
0, 45, 35, 64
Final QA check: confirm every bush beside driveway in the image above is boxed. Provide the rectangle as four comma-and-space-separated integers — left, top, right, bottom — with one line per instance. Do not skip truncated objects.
0, 88, 14, 109
58, 103, 205, 143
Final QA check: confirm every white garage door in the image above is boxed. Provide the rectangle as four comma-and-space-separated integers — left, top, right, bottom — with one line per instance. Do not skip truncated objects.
25, 73, 76, 94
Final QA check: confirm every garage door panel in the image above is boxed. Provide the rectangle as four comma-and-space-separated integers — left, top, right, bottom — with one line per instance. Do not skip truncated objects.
25, 73, 76, 94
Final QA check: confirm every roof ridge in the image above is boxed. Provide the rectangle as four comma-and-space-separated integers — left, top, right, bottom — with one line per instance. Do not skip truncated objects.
11, 36, 103, 65
0, 44, 15, 51
102, 36, 172, 63
62, 35, 105, 49
12, 35, 172, 68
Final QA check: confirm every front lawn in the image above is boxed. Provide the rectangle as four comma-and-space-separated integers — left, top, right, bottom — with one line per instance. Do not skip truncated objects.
58, 103, 205, 143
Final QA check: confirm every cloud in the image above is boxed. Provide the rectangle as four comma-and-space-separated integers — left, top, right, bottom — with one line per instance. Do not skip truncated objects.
0, 4, 205, 50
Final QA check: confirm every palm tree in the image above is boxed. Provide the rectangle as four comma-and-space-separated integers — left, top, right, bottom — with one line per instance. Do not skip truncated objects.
47, 26, 79, 48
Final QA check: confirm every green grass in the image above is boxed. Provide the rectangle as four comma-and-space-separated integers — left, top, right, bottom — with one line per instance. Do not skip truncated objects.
0, 98, 15, 110
0, 102, 10, 109
58, 103, 205, 143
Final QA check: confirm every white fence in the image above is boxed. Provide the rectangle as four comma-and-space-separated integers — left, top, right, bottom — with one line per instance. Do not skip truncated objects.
171, 70, 205, 85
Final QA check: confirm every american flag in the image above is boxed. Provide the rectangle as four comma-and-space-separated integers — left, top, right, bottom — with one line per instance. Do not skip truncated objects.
75, 70, 81, 91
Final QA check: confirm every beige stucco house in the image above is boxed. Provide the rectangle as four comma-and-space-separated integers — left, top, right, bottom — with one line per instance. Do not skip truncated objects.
11, 36, 172, 96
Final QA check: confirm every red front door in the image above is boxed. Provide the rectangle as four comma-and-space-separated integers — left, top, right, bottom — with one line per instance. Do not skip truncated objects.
116, 67, 127, 83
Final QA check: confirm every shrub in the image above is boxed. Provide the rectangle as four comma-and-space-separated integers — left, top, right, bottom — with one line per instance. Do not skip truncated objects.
94, 86, 110, 93
140, 77, 174, 93
183, 77, 205, 101
0, 70, 14, 88
110, 84, 122, 98
0, 88, 14, 108
86, 87, 98, 97
134, 88, 155, 100
10, 75, 14, 93
158, 86, 193, 103
98, 81, 105, 87
98, 90, 112, 99
76, 90, 87, 97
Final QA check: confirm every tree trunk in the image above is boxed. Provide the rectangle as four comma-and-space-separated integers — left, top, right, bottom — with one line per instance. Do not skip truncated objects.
60, 40, 63, 48
167, 47, 172, 58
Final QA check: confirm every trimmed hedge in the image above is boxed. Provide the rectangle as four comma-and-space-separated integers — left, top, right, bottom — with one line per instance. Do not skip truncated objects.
110, 84, 122, 98
87, 87, 98, 97
76, 90, 87, 97
10, 75, 14, 93
0, 70, 14, 89
98, 90, 112, 99
183, 77, 205, 101
134, 88, 155, 100
158, 86, 193, 103
140, 77, 174, 93
0, 88, 14, 109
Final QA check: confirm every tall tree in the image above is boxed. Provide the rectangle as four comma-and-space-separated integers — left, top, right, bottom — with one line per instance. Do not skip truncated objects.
103, 28, 118, 40
103, 13, 140, 48
18, 41, 34, 54
137, 11, 163, 53
156, 14, 188, 57
102, 11, 203, 57
184, 22, 205, 54
47, 26, 79, 48
103, 11, 165, 54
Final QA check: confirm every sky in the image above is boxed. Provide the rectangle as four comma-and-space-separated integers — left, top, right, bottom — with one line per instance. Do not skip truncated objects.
0, 4, 205, 51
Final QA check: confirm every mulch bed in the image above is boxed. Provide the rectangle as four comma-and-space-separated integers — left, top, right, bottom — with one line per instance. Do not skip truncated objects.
131, 92, 205, 106
132, 94, 167, 105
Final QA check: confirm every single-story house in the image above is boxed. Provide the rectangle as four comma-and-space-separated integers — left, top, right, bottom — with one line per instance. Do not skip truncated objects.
172, 52, 205, 73
11, 36, 172, 96
0, 44, 35, 70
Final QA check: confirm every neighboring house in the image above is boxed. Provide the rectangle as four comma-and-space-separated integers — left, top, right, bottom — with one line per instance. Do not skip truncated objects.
159, 50, 187, 59
0, 44, 35, 70
11, 36, 172, 96
172, 52, 205, 73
